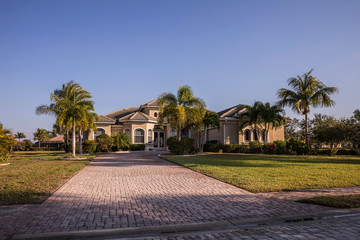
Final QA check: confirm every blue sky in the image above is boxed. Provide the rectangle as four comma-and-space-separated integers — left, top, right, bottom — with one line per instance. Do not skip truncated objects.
1, 0, 360, 140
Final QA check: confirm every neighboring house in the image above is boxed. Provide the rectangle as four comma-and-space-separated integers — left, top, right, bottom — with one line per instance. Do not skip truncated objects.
206, 104, 285, 144
86, 100, 285, 150
34, 135, 65, 150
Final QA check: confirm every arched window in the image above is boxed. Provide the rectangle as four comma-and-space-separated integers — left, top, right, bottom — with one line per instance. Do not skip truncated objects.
244, 129, 251, 141
134, 129, 145, 143
170, 129, 177, 137
148, 129, 153, 143
154, 112, 158, 117
253, 130, 258, 141
95, 128, 105, 138
262, 130, 267, 142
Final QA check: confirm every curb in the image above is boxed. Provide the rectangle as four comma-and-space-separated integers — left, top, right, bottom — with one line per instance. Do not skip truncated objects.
10, 208, 360, 240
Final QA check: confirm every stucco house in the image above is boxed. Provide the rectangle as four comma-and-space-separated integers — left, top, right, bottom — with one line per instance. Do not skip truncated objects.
86, 99, 285, 150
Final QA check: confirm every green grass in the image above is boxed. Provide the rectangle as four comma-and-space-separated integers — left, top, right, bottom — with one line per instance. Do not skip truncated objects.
163, 154, 360, 193
0, 151, 96, 205
299, 194, 360, 208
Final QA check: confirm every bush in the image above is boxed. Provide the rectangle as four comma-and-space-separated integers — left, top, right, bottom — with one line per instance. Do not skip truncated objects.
112, 133, 131, 151
273, 140, 287, 154
130, 144, 146, 151
67, 141, 79, 153
82, 140, 97, 153
96, 134, 112, 152
263, 143, 276, 154
203, 143, 222, 152
166, 136, 194, 155
317, 148, 357, 156
287, 138, 310, 155
249, 141, 262, 153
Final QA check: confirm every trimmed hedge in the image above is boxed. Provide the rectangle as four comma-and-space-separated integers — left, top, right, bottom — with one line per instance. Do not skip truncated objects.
130, 144, 146, 151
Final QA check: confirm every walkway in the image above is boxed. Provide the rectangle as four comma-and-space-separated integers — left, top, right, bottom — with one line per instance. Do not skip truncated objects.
0, 152, 336, 238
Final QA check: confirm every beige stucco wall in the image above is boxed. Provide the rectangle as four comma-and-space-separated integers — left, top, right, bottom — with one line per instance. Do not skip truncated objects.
268, 125, 285, 142
207, 128, 220, 142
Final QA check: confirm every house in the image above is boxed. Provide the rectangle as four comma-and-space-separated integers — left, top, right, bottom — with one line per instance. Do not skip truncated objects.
86, 100, 285, 150
34, 135, 65, 150
85, 99, 175, 150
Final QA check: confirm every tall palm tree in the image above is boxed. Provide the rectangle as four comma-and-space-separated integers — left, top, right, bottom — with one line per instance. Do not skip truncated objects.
158, 85, 205, 140
258, 103, 285, 143
33, 128, 51, 151
238, 101, 263, 141
77, 111, 98, 154
277, 70, 339, 142
14, 132, 26, 143
53, 81, 97, 157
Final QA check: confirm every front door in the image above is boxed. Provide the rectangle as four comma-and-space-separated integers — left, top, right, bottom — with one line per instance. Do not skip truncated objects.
154, 131, 165, 149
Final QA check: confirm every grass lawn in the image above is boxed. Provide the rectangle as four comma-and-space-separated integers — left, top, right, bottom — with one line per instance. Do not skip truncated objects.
299, 194, 360, 208
0, 151, 96, 205
163, 154, 360, 193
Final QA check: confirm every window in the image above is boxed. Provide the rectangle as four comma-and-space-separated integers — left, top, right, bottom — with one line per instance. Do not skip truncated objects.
95, 128, 105, 138
154, 112, 158, 117
244, 130, 251, 141
253, 130, 258, 141
170, 129, 177, 137
134, 129, 145, 143
148, 129, 153, 143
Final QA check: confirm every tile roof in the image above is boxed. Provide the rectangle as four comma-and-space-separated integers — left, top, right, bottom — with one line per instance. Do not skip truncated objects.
217, 104, 246, 118
96, 115, 116, 123
105, 107, 139, 120
118, 112, 157, 122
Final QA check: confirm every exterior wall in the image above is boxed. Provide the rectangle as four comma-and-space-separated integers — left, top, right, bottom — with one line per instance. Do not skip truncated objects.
148, 109, 159, 119
96, 124, 112, 136
111, 125, 123, 135
207, 128, 220, 142
268, 125, 285, 142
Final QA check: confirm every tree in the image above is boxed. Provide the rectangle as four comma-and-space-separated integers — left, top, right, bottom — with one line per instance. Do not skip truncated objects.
238, 101, 263, 141
14, 132, 26, 143
201, 110, 220, 151
312, 115, 348, 155
0, 123, 15, 162
158, 85, 205, 140
277, 69, 338, 143
112, 133, 131, 151
33, 128, 51, 151
257, 102, 285, 143
39, 81, 98, 157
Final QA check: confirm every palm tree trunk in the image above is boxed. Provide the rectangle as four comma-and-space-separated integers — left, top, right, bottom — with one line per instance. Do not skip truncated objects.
64, 129, 68, 153
177, 126, 181, 141
38, 141, 41, 151
79, 128, 82, 155
305, 113, 308, 143
72, 120, 76, 157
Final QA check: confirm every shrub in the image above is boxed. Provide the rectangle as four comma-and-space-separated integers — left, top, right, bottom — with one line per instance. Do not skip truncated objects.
249, 141, 262, 153
67, 141, 79, 153
82, 140, 97, 153
337, 149, 358, 155
112, 133, 131, 151
166, 136, 194, 155
287, 138, 310, 155
130, 144, 146, 151
96, 134, 112, 152
263, 143, 276, 154
273, 140, 287, 154
203, 143, 222, 152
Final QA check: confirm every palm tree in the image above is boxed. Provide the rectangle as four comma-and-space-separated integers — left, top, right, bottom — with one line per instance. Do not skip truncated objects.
258, 103, 285, 143
33, 128, 51, 151
158, 85, 205, 140
201, 110, 220, 151
238, 101, 263, 141
77, 111, 98, 154
53, 81, 97, 157
277, 69, 339, 142
14, 132, 26, 143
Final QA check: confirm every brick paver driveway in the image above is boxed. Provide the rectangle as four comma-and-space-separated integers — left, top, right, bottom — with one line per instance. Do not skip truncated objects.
1, 151, 331, 238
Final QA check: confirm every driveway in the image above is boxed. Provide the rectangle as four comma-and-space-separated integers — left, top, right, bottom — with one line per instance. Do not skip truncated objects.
0, 151, 331, 238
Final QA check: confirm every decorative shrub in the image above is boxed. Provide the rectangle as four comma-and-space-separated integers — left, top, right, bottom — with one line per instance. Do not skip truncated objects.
96, 134, 112, 152
273, 140, 287, 154
130, 144, 146, 151
112, 133, 131, 151
249, 141, 262, 153
263, 143, 276, 154
287, 138, 310, 155
166, 136, 194, 155
82, 140, 97, 153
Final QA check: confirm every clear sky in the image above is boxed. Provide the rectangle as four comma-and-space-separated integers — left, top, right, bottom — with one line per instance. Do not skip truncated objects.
1, 0, 360, 140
